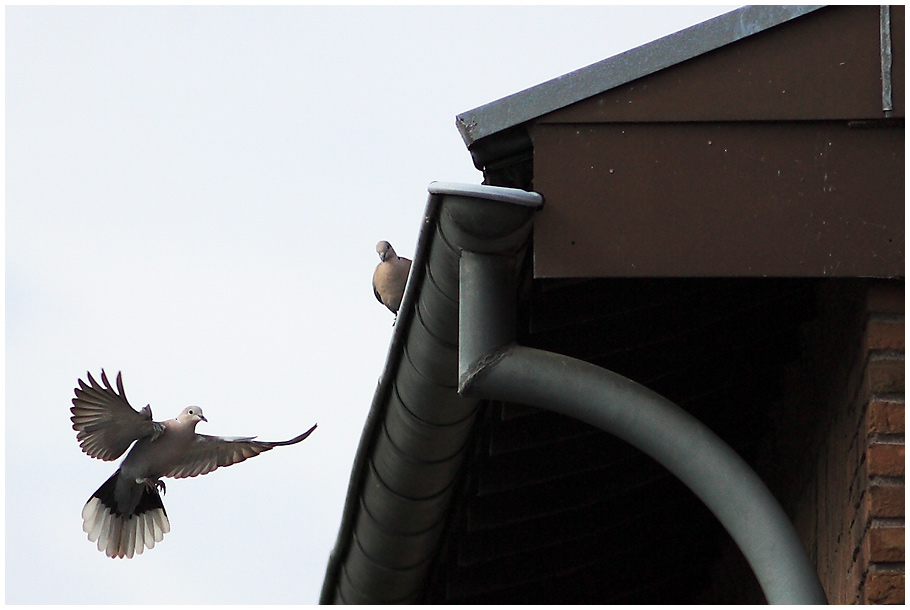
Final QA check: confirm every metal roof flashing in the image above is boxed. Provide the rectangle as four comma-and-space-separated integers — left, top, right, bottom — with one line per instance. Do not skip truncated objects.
456, 5, 825, 156
320, 183, 542, 604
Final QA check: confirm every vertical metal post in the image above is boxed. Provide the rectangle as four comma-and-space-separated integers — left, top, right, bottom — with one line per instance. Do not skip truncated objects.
458, 251, 517, 391
881, 5, 894, 113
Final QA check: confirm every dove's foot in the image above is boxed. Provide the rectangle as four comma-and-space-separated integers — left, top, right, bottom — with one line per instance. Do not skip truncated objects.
143, 477, 166, 495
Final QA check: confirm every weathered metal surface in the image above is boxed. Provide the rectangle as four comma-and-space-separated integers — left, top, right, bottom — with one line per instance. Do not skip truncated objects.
531, 121, 904, 278
882, 6, 895, 113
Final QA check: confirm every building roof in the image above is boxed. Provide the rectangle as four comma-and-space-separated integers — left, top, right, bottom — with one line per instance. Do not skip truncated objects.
455, 5, 824, 149
319, 5, 901, 603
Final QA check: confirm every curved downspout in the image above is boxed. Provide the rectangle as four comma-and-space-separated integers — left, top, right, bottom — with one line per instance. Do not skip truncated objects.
456, 244, 828, 603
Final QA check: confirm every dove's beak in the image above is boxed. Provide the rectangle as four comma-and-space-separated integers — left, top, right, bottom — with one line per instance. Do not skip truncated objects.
200, 415, 208, 422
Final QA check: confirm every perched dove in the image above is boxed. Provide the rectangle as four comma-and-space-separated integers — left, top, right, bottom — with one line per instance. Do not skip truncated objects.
373, 240, 412, 318
70, 370, 316, 559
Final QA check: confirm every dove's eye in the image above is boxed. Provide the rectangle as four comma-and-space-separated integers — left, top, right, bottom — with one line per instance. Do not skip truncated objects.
188, 409, 195, 415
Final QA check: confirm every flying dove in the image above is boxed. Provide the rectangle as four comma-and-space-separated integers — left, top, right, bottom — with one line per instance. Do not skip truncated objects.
70, 370, 316, 559
373, 240, 412, 318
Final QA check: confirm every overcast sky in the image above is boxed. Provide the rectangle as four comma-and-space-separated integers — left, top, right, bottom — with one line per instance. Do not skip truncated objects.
6, 5, 738, 604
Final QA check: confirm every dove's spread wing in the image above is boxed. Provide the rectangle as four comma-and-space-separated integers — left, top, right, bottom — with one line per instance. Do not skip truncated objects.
70, 370, 165, 461
163, 424, 317, 479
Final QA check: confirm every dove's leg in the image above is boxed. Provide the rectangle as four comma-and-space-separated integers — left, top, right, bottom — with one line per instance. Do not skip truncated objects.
145, 477, 166, 495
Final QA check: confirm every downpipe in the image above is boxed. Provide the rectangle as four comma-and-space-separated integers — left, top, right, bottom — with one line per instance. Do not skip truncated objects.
458, 250, 827, 605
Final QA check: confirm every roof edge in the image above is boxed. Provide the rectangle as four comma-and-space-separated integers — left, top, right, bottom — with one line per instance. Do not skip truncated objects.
456, 5, 826, 148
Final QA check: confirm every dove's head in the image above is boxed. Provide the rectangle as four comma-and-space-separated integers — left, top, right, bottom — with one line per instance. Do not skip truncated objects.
376, 241, 395, 262
177, 406, 207, 425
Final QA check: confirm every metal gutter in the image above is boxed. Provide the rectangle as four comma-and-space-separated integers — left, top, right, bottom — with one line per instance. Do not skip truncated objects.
319, 183, 543, 604
322, 182, 827, 603
456, 5, 826, 170
457, 248, 828, 604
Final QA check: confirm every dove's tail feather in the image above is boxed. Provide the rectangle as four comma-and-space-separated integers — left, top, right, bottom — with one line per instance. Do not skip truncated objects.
82, 470, 170, 559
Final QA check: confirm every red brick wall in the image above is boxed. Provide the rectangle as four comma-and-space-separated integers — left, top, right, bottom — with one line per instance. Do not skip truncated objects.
806, 282, 905, 604
854, 286, 905, 604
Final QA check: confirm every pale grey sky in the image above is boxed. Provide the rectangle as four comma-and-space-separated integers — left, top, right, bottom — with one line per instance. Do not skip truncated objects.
6, 5, 737, 604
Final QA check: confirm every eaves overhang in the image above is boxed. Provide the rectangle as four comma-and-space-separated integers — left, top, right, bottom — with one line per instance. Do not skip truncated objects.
320, 183, 543, 604
456, 4, 825, 172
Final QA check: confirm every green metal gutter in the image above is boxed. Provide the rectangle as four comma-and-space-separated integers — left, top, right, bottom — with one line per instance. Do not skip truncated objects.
319, 183, 542, 603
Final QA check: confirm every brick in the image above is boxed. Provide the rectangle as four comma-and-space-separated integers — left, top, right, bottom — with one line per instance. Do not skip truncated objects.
867, 484, 906, 519
865, 319, 906, 351
864, 570, 905, 604
867, 444, 906, 478
868, 358, 905, 394
865, 526, 906, 562
867, 400, 905, 435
